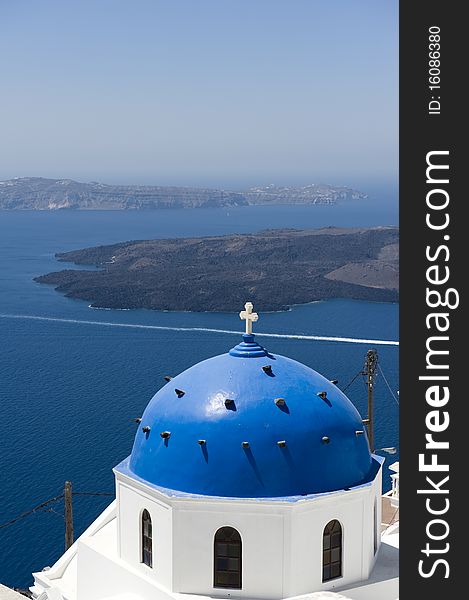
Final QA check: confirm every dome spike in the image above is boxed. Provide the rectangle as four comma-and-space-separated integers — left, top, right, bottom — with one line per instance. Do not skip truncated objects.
224, 398, 236, 409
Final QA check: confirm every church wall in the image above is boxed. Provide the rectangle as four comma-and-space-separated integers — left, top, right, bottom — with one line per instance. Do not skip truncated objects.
357, 466, 383, 582
172, 501, 284, 599
76, 539, 173, 600
371, 469, 383, 571
288, 489, 366, 595
117, 479, 173, 592
113, 464, 383, 600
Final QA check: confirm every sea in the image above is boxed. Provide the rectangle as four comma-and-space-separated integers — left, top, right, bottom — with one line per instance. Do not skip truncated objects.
0, 200, 399, 588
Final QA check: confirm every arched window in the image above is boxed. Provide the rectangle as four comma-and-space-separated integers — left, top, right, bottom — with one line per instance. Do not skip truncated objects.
141, 509, 153, 568
322, 520, 342, 582
214, 526, 242, 589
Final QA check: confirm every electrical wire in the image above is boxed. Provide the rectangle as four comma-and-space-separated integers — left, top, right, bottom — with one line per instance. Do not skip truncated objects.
0, 494, 64, 530
0, 490, 113, 530
341, 369, 365, 393
377, 363, 399, 406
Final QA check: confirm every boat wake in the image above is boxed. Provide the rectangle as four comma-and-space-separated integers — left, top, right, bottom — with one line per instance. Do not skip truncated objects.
0, 313, 399, 346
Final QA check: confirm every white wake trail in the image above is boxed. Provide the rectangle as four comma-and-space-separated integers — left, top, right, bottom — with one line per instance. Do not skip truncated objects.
0, 313, 399, 346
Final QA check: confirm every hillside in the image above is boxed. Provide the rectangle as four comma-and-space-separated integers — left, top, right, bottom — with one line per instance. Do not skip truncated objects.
0, 178, 367, 210
35, 227, 399, 311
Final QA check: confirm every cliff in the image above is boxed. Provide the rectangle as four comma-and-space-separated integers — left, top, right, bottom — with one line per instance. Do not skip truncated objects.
0, 178, 367, 210
35, 227, 399, 311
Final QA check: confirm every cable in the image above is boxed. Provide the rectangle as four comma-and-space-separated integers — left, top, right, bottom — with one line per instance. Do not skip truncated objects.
382, 505, 400, 534
46, 507, 65, 520
0, 494, 64, 530
0, 491, 114, 530
377, 363, 399, 406
341, 369, 365, 393
72, 492, 114, 497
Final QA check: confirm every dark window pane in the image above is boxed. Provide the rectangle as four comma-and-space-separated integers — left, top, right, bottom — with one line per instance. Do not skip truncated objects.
323, 550, 331, 564
331, 548, 341, 563
143, 550, 152, 568
331, 563, 341, 578
226, 572, 240, 585
216, 572, 229, 585
217, 558, 229, 570
323, 534, 331, 550
323, 566, 331, 580
217, 543, 228, 556
332, 533, 341, 547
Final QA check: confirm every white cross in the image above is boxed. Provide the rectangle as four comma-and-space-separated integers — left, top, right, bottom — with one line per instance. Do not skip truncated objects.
239, 301, 259, 334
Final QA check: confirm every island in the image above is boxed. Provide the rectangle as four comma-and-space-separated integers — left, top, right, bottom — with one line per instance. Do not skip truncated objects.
0, 177, 367, 210
35, 227, 399, 312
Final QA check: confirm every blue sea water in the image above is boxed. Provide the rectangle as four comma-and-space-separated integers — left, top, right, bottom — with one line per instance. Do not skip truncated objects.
0, 203, 398, 588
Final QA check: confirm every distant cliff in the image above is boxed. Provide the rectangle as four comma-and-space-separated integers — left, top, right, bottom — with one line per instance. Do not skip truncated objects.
35, 227, 399, 312
0, 178, 367, 210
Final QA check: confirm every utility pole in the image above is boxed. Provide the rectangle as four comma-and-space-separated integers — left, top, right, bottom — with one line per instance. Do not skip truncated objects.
363, 349, 378, 453
64, 481, 74, 551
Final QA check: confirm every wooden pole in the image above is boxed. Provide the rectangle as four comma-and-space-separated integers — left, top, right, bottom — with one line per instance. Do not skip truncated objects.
364, 349, 378, 453
64, 481, 74, 551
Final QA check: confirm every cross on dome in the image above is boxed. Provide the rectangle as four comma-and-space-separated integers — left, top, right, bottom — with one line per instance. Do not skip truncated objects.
239, 302, 259, 334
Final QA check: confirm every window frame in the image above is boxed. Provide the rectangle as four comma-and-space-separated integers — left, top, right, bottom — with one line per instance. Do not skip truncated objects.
141, 508, 153, 568
322, 519, 343, 583
213, 526, 242, 590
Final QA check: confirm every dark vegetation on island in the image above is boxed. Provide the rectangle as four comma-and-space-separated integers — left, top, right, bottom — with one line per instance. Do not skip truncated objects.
35, 227, 399, 312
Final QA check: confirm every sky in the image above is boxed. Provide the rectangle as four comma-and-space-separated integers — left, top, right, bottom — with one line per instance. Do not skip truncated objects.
0, 0, 398, 190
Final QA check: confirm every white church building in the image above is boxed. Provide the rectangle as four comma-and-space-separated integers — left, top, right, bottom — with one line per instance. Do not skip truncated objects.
30, 304, 398, 600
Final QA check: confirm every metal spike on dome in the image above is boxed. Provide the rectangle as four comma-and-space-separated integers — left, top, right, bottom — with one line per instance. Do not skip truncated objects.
175, 388, 185, 398
330, 379, 339, 385
142, 425, 150, 433
274, 397, 286, 406
164, 375, 172, 382
197, 439, 206, 445
262, 365, 273, 374
322, 436, 330, 444
355, 430, 365, 436
317, 391, 328, 400
134, 417, 142, 424
241, 441, 250, 448
277, 440, 287, 447
160, 431, 171, 439
224, 398, 235, 408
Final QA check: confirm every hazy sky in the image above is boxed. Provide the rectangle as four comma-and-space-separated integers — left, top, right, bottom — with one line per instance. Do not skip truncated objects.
0, 0, 398, 190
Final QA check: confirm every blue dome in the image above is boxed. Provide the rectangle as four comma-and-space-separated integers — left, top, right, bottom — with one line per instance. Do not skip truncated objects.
128, 334, 375, 498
